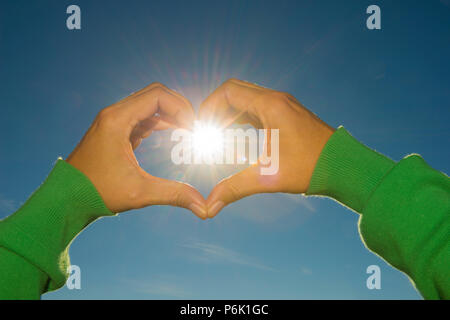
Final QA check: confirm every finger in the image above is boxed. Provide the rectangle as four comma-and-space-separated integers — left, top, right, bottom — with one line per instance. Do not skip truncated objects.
133, 115, 177, 138
143, 176, 208, 220
120, 82, 160, 102
129, 113, 184, 149
220, 112, 263, 130
130, 137, 142, 150
206, 164, 277, 218
151, 114, 181, 131
198, 78, 265, 127
121, 83, 195, 131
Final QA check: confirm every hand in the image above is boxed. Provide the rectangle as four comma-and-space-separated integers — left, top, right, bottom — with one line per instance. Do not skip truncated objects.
199, 79, 335, 218
67, 83, 207, 219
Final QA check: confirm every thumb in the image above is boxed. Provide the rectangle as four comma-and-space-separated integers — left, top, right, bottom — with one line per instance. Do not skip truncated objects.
143, 176, 208, 220
206, 164, 276, 218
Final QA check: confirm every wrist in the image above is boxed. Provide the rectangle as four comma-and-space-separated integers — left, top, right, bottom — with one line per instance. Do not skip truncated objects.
304, 125, 336, 189
306, 126, 395, 213
0, 159, 113, 290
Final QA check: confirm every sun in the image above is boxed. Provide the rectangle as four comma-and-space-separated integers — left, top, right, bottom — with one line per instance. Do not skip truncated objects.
192, 121, 224, 160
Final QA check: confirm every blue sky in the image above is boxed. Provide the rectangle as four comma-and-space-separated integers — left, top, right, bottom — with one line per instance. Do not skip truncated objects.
0, 0, 449, 299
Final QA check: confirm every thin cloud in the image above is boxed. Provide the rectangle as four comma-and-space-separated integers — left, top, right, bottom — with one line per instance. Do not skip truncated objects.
440, 0, 450, 8
0, 194, 17, 214
125, 279, 190, 298
282, 194, 316, 212
228, 193, 315, 224
300, 266, 313, 275
182, 241, 274, 271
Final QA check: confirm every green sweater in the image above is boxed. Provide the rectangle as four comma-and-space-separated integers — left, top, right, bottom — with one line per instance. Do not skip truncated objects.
0, 127, 448, 299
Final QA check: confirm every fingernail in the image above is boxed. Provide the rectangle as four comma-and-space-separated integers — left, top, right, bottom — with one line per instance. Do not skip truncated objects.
208, 201, 225, 218
189, 203, 207, 220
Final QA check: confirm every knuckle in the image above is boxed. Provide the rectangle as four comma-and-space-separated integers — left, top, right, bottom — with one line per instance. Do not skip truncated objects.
148, 82, 164, 89
282, 91, 296, 101
222, 178, 241, 202
222, 78, 239, 89
221, 79, 239, 102
226, 77, 241, 84
96, 106, 119, 127
150, 86, 165, 96
172, 184, 187, 207
98, 106, 113, 118
266, 91, 289, 102
259, 91, 290, 112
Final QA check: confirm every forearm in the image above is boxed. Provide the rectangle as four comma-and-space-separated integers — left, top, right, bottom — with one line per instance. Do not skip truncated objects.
307, 127, 450, 299
0, 159, 113, 299
0, 248, 48, 299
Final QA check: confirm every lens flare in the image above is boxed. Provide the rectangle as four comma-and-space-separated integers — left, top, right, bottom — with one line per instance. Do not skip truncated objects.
192, 121, 224, 160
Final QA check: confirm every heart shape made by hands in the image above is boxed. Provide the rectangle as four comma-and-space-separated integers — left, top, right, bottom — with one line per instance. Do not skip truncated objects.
67, 79, 334, 220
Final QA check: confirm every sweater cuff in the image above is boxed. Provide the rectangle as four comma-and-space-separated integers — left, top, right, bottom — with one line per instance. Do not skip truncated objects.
306, 126, 396, 213
0, 159, 113, 291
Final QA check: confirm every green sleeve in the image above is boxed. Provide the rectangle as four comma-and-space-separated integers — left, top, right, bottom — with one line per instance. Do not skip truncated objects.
0, 159, 113, 299
307, 126, 450, 300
